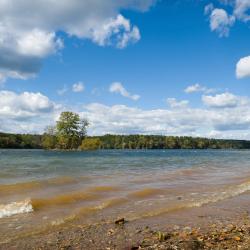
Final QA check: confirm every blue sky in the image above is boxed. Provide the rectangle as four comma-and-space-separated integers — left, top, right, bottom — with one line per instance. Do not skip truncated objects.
1, 0, 250, 138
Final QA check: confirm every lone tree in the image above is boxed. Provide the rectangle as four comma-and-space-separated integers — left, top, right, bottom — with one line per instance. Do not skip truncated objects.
42, 111, 89, 150
56, 111, 89, 149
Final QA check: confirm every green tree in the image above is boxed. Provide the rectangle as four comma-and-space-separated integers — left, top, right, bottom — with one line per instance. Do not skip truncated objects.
80, 138, 102, 150
42, 126, 57, 149
56, 111, 89, 149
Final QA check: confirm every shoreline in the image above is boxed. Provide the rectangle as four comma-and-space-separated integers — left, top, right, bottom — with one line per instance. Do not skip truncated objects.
1, 214, 250, 250
1, 192, 250, 250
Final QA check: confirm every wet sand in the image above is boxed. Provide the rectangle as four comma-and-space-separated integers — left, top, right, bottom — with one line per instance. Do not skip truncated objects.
1, 192, 250, 250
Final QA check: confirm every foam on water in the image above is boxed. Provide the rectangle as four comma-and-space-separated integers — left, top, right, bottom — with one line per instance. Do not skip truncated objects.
134, 180, 250, 219
192, 180, 250, 207
0, 199, 33, 219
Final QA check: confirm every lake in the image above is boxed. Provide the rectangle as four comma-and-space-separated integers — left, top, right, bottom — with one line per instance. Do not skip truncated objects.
0, 149, 250, 243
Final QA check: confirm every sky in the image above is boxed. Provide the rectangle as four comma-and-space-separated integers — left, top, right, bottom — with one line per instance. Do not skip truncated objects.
1, 0, 250, 139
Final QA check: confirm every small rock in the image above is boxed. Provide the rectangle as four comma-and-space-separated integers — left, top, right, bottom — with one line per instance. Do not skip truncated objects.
196, 236, 203, 242
115, 218, 126, 225
233, 236, 241, 241
183, 226, 192, 231
158, 231, 172, 241
130, 246, 140, 250
107, 229, 115, 236
205, 242, 214, 248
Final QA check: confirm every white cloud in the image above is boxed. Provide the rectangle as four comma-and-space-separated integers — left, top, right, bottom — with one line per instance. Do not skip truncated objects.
16, 30, 63, 58
79, 102, 250, 138
0, 91, 61, 133
109, 82, 140, 100
185, 83, 215, 94
0, 91, 55, 117
207, 7, 235, 37
0, 0, 155, 81
82, 103, 205, 135
236, 55, 250, 78
234, 0, 250, 21
205, 0, 250, 37
204, 3, 214, 15
202, 92, 249, 108
205, 1, 250, 78
2, 91, 250, 139
72, 82, 85, 93
90, 14, 141, 49
167, 98, 189, 108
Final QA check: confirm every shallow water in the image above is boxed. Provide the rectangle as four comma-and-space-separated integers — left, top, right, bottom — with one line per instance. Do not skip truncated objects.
0, 149, 250, 243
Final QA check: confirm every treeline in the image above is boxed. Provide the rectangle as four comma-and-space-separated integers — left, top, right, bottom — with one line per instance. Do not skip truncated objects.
0, 132, 43, 149
85, 135, 250, 150
1, 133, 250, 150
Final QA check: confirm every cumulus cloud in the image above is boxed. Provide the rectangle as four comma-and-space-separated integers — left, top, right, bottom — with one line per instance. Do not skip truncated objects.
167, 98, 189, 108
202, 92, 249, 108
205, 0, 250, 37
90, 14, 141, 49
0, 0, 155, 81
205, 5, 235, 37
2, 91, 250, 138
236, 55, 250, 78
0, 90, 61, 133
72, 82, 85, 93
81, 103, 205, 135
0, 91, 55, 118
109, 82, 140, 100
185, 83, 215, 94
205, 1, 250, 78
204, 3, 214, 15
234, 0, 250, 21
79, 102, 250, 138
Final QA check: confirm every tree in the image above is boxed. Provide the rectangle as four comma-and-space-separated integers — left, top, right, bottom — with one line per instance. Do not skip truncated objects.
56, 111, 89, 149
42, 126, 57, 149
80, 138, 102, 150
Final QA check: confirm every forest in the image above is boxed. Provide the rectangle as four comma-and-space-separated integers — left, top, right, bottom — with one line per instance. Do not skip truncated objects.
0, 132, 43, 149
1, 133, 250, 150
87, 135, 250, 150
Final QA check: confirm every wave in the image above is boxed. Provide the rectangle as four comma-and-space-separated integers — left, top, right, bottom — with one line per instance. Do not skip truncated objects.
135, 180, 250, 219
87, 185, 121, 192
2, 180, 250, 221
78, 197, 128, 216
128, 188, 163, 199
0, 199, 33, 219
0, 176, 78, 195
32, 191, 100, 210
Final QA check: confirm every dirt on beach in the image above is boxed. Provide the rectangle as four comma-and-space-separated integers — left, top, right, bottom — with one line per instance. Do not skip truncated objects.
1, 215, 250, 250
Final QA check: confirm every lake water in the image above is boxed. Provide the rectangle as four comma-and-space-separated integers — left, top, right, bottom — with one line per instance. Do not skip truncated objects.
0, 149, 250, 243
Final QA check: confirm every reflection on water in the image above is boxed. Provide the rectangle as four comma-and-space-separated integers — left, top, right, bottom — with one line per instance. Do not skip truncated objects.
0, 149, 250, 243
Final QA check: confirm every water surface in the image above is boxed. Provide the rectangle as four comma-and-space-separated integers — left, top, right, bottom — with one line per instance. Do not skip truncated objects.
0, 149, 250, 243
